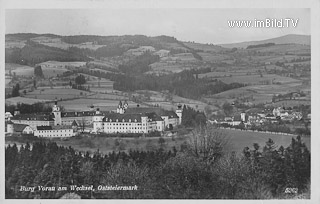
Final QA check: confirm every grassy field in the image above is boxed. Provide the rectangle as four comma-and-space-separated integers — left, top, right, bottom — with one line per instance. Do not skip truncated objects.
134, 90, 211, 111
219, 74, 300, 85
58, 98, 141, 111
183, 42, 228, 53
25, 87, 94, 100
5, 63, 68, 78
198, 52, 230, 62
220, 129, 310, 154
38, 61, 86, 68
5, 96, 51, 105
207, 81, 308, 106
5, 129, 309, 157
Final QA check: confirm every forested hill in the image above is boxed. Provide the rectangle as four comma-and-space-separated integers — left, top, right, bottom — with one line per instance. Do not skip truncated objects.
5, 33, 202, 65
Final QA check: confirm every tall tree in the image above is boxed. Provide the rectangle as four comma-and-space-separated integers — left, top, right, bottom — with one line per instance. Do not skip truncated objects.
34, 66, 44, 78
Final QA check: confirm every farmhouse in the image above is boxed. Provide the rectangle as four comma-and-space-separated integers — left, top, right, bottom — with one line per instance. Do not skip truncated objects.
6, 122, 33, 135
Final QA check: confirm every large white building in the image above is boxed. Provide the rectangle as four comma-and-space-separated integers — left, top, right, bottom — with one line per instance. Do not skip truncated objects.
7, 100, 182, 136
92, 101, 182, 134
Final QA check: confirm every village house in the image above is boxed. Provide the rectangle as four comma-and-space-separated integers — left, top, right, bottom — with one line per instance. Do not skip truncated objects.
6, 121, 33, 135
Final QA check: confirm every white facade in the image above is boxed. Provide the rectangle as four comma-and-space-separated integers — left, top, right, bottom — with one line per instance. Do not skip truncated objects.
34, 127, 75, 137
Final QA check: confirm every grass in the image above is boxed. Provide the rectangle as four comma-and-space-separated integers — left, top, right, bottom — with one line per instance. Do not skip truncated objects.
219, 74, 300, 85
220, 128, 310, 154
58, 98, 140, 111
5, 63, 68, 78
25, 87, 94, 100
5, 96, 51, 105
5, 129, 310, 156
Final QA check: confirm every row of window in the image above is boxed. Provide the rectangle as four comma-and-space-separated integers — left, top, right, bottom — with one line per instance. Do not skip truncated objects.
37, 134, 72, 137
105, 127, 145, 130
37, 130, 72, 133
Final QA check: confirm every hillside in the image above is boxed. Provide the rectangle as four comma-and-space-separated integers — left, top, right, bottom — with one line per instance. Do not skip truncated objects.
219, 34, 310, 48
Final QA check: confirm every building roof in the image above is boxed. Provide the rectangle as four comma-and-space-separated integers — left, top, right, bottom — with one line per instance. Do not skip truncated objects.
103, 113, 142, 122
62, 111, 96, 117
145, 112, 164, 121
12, 114, 54, 121
37, 126, 53, 130
13, 124, 29, 132
71, 120, 78, 126
126, 107, 179, 118
36, 125, 73, 130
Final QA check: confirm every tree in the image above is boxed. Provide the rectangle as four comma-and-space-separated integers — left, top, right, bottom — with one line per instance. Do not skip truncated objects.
185, 125, 230, 163
75, 74, 86, 85
158, 137, 166, 149
222, 102, 233, 116
11, 83, 20, 97
34, 66, 44, 78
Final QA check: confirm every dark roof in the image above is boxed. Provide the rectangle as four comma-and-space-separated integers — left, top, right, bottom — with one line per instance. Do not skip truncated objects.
103, 113, 143, 122
13, 124, 29, 132
145, 112, 164, 121
71, 120, 78, 126
265, 114, 275, 117
62, 111, 96, 117
36, 125, 72, 130
126, 107, 178, 118
126, 107, 162, 114
233, 115, 242, 121
37, 126, 53, 130
163, 110, 179, 119
12, 114, 54, 121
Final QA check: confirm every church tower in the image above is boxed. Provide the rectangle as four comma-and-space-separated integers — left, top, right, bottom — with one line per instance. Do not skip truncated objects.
117, 101, 125, 114
93, 108, 104, 133
123, 100, 129, 110
52, 101, 62, 126
176, 104, 183, 125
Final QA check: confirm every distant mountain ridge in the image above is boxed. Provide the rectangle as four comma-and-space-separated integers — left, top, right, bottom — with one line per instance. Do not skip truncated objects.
219, 34, 310, 48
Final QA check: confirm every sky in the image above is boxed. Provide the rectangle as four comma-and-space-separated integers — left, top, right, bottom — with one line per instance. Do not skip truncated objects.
5, 9, 310, 44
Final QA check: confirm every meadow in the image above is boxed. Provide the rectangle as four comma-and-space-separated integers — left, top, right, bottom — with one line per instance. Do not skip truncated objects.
25, 87, 94, 100
220, 128, 310, 154
58, 98, 141, 111
8, 128, 309, 157
5, 63, 68, 78
5, 96, 51, 105
218, 74, 300, 85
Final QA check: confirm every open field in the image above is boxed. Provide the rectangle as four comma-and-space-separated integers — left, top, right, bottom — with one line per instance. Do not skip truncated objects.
249, 44, 310, 55
58, 98, 142, 111
207, 82, 308, 106
5, 96, 51, 105
183, 42, 229, 53
198, 52, 231, 62
25, 87, 94, 100
38, 60, 86, 68
173, 53, 197, 62
134, 90, 212, 111
219, 74, 300, 85
5, 40, 26, 48
30, 37, 105, 50
220, 128, 310, 154
5, 128, 309, 156
5, 63, 68, 78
